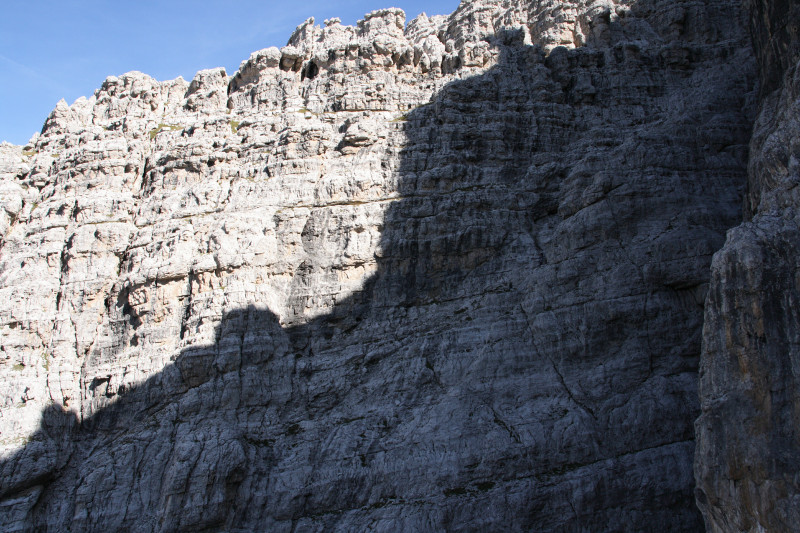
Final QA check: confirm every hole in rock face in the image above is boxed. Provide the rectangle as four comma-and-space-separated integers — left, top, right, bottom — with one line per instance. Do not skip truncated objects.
301, 61, 319, 81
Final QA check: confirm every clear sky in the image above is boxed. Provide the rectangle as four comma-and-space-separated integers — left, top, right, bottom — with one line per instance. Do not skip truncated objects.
0, 0, 460, 145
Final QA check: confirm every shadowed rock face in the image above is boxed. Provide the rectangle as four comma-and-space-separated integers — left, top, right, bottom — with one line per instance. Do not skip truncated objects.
0, 0, 757, 531
747, 0, 800, 98
695, 1, 800, 531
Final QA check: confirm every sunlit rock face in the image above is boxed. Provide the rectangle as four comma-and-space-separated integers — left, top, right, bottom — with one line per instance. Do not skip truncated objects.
695, 0, 800, 531
0, 0, 756, 530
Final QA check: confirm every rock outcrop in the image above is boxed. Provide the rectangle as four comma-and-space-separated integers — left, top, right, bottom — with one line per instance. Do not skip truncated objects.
695, 0, 800, 531
0, 0, 757, 531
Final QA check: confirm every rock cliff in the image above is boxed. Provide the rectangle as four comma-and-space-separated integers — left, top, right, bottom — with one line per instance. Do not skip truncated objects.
0, 0, 760, 530
695, 0, 800, 531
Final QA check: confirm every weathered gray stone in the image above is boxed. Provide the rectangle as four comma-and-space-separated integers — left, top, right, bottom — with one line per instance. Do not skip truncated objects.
695, 1, 800, 531
0, 0, 758, 530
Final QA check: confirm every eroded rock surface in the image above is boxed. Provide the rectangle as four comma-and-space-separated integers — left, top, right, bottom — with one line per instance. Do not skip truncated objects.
695, 0, 800, 531
0, 0, 755, 530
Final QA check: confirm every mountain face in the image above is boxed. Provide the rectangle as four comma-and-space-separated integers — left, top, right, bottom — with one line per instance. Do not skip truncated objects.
0, 0, 792, 530
695, 0, 800, 531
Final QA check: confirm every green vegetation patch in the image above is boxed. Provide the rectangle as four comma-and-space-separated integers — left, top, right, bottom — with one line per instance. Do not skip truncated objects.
230, 120, 240, 133
296, 108, 320, 118
149, 123, 182, 140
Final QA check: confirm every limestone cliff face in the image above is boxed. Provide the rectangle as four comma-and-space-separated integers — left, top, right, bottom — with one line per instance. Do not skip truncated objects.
695, 0, 800, 531
0, 0, 755, 531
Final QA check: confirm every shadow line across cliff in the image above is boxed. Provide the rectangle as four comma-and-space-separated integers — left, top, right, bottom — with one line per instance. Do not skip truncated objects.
0, 1, 756, 529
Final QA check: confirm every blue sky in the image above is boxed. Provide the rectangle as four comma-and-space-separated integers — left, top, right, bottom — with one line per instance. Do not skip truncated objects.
0, 0, 460, 145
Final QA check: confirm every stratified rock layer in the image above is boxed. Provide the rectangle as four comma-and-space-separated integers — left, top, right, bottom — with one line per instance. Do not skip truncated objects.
0, 0, 754, 530
695, 0, 800, 531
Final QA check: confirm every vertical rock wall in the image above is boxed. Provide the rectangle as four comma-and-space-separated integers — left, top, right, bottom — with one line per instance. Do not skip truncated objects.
695, 0, 800, 531
0, 0, 757, 530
